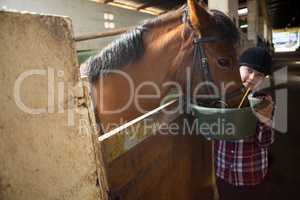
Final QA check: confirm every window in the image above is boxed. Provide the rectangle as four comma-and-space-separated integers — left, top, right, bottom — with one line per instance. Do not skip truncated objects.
104, 12, 115, 29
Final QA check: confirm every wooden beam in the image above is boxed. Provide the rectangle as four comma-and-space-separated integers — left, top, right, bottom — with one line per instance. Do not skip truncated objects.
136, 2, 158, 10
95, 0, 113, 3
74, 26, 132, 41
81, 77, 110, 200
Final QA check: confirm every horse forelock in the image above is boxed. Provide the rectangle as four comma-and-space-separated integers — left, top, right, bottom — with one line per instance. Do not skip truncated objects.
87, 8, 184, 83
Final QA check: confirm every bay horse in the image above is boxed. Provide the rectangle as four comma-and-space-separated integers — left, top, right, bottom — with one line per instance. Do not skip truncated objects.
85, 0, 244, 133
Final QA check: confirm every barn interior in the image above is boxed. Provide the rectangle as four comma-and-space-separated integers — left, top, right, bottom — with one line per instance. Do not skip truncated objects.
0, 0, 299, 199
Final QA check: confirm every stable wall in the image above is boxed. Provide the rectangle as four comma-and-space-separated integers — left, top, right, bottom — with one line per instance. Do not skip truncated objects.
0, 10, 101, 200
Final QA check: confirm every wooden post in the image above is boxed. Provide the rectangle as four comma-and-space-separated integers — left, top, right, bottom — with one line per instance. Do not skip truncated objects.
208, 0, 239, 27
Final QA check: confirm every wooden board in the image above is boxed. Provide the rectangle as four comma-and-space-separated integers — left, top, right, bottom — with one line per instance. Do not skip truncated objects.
96, 108, 216, 200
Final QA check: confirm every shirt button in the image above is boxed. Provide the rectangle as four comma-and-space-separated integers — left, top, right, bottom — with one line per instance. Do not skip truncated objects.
231, 150, 234, 154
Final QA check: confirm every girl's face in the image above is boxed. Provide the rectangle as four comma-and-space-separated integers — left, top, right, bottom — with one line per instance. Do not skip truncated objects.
239, 66, 265, 90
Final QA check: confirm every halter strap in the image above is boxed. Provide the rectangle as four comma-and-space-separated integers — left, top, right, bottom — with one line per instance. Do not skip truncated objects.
191, 37, 244, 104
192, 36, 214, 95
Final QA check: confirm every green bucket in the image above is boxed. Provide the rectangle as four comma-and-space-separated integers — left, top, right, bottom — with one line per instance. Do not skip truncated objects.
190, 96, 264, 140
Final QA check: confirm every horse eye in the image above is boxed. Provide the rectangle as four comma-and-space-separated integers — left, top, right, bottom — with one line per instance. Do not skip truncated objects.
217, 58, 231, 69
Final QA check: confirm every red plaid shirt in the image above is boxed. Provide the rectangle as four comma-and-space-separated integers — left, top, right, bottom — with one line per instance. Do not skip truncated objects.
214, 109, 275, 186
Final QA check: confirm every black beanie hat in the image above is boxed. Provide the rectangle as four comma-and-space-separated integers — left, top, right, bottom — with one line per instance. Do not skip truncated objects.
239, 47, 272, 75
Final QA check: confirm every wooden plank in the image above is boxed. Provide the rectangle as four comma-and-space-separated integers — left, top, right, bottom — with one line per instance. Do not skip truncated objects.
114, 142, 173, 200
80, 78, 110, 200
98, 114, 215, 200
95, 0, 113, 4
119, 134, 192, 200
98, 99, 181, 163
106, 134, 173, 189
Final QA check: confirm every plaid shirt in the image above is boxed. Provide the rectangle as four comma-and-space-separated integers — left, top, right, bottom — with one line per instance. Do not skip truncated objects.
214, 97, 275, 186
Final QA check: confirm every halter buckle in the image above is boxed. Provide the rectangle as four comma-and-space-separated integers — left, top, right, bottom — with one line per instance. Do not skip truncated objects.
193, 37, 203, 44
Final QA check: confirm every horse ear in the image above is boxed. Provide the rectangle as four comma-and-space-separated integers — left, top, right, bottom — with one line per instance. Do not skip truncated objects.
187, 0, 212, 35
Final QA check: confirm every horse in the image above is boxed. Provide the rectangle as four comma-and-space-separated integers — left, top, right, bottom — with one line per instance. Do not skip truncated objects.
85, 0, 244, 133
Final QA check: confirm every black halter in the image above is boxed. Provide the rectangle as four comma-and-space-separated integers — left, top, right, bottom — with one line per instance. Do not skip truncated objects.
183, 8, 244, 107
192, 36, 244, 104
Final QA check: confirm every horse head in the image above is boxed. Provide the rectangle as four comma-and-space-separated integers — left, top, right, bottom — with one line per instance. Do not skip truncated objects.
171, 0, 244, 107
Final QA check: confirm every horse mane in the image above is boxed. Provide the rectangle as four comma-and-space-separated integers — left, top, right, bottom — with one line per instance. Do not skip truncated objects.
86, 8, 183, 83
86, 27, 144, 83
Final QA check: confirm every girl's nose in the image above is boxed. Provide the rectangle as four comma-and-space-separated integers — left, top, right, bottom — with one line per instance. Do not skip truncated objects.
248, 72, 255, 81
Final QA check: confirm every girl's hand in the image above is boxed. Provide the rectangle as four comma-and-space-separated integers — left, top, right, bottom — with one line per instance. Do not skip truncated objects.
254, 94, 274, 126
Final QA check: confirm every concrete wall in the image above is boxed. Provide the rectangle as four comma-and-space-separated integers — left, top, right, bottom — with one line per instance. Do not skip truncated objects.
0, 0, 153, 50
0, 11, 103, 200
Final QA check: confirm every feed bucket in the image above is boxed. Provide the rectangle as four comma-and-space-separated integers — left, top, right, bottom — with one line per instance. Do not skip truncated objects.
190, 96, 264, 140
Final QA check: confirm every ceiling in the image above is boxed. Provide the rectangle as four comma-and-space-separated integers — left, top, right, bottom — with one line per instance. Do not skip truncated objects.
97, 0, 300, 29
266, 0, 299, 29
